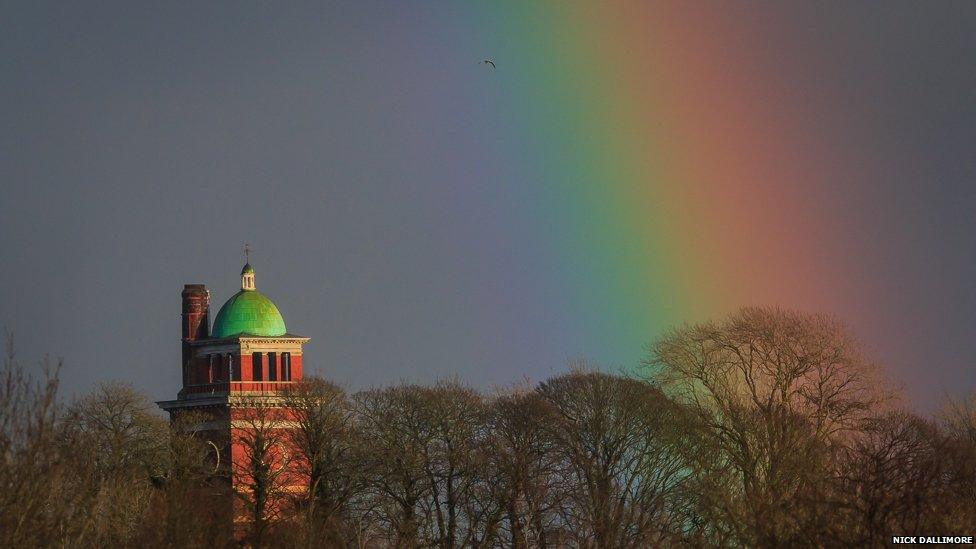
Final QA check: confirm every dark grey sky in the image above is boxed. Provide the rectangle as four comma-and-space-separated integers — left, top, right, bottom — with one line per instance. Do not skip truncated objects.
1, 2, 974, 410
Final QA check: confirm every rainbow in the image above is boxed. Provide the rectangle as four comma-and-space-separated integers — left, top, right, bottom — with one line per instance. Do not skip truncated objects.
460, 3, 878, 369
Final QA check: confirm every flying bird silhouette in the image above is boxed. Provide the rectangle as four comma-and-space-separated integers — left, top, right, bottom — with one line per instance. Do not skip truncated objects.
481, 59, 496, 69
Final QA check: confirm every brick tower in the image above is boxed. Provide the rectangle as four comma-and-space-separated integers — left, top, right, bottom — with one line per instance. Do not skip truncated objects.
158, 261, 310, 536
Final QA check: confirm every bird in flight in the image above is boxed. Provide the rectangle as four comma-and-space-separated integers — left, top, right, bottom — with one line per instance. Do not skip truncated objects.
481, 59, 496, 69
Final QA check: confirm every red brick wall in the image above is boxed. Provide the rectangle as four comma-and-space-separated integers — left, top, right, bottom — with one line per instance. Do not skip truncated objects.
228, 405, 309, 531
291, 354, 303, 381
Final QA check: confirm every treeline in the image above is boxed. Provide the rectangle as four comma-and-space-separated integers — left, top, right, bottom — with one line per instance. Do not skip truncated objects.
2, 308, 975, 548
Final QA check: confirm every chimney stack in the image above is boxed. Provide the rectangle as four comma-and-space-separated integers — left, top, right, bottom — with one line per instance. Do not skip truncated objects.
181, 285, 210, 389
182, 284, 210, 341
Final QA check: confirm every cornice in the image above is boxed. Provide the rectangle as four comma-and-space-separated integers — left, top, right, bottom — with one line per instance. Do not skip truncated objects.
157, 397, 228, 410
240, 337, 310, 344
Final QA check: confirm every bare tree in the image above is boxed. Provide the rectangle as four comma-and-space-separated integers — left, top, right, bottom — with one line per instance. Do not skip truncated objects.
59, 381, 170, 546
231, 396, 298, 547
355, 385, 430, 547
827, 411, 947, 546
647, 307, 892, 547
0, 332, 68, 548
0, 332, 228, 548
537, 368, 691, 548
282, 377, 363, 546
415, 380, 489, 548
135, 409, 232, 548
13, 307, 976, 547
354, 380, 491, 548
63, 382, 170, 480
484, 387, 561, 548
935, 394, 976, 531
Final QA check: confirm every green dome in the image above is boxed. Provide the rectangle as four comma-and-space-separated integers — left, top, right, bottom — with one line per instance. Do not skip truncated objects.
211, 290, 286, 338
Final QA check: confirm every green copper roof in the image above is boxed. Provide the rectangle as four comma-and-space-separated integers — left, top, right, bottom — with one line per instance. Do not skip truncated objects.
241, 263, 254, 275
211, 289, 286, 338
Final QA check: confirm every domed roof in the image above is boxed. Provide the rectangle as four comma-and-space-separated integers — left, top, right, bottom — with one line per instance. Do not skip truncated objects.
211, 289, 286, 338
